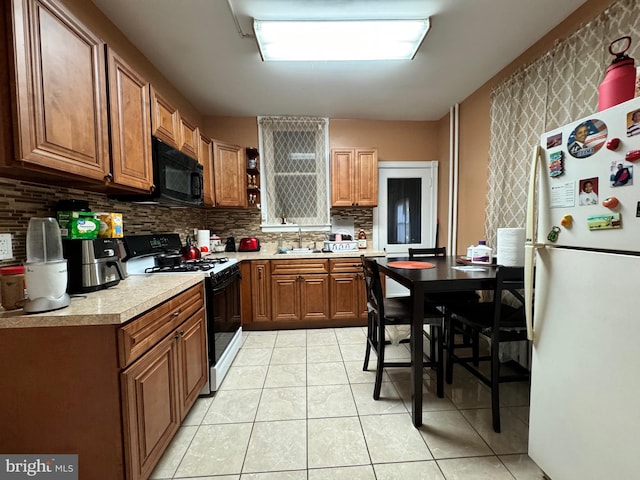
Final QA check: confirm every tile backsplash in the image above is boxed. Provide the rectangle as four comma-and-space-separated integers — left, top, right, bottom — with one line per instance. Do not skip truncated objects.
0, 177, 373, 266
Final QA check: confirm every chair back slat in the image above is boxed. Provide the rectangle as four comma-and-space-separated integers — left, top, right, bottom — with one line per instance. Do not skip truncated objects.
494, 266, 526, 327
361, 255, 385, 320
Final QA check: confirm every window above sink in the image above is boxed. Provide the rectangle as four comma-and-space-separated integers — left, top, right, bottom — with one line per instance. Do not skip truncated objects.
258, 116, 330, 232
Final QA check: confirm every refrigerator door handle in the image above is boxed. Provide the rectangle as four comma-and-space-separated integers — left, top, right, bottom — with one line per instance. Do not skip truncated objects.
525, 145, 543, 341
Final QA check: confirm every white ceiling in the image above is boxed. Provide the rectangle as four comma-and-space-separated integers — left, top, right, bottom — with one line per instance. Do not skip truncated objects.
91, 0, 587, 121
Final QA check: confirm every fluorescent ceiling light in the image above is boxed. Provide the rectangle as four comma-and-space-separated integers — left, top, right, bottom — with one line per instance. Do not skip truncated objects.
253, 18, 430, 61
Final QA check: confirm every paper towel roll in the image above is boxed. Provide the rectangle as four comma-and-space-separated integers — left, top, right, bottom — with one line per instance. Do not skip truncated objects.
496, 228, 525, 266
197, 229, 210, 250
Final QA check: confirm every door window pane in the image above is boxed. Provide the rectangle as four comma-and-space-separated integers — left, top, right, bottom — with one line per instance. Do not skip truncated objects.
387, 178, 422, 244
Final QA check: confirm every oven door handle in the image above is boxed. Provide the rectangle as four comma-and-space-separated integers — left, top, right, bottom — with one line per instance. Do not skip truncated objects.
210, 271, 241, 294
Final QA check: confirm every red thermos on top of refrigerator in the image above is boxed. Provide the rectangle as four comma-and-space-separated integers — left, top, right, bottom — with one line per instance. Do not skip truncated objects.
598, 36, 636, 111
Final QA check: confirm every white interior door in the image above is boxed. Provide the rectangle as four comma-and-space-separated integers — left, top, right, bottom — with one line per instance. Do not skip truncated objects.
374, 161, 438, 297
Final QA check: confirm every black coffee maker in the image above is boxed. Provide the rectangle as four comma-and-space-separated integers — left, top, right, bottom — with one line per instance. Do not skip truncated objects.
224, 236, 236, 252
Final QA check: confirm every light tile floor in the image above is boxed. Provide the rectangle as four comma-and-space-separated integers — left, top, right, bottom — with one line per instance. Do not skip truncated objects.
151, 327, 544, 480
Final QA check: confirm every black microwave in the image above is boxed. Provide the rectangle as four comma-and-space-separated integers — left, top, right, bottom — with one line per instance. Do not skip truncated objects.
111, 136, 204, 207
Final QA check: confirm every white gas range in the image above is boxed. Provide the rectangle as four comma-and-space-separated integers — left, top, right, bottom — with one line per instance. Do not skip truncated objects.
122, 234, 242, 394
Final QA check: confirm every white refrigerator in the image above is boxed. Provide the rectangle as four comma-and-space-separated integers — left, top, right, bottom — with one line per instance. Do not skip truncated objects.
525, 97, 640, 480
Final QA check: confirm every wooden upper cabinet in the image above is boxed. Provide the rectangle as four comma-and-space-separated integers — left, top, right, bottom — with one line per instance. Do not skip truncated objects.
199, 132, 215, 206
212, 140, 246, 207
106, 48, 152, 192
150, 86, 179, 148
330, 148, 378, 207
355, 149, 378, 206
8, 0, 109, 180
179, 116, 199, 160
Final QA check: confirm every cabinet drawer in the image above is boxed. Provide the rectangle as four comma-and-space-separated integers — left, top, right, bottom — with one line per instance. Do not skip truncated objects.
329, 258, 363, 273
271, 259, 328, 275
118, 283, 205, 368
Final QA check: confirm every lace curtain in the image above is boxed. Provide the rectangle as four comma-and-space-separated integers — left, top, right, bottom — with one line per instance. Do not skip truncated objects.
486, 0, 640, 246
258, 116, 330, 228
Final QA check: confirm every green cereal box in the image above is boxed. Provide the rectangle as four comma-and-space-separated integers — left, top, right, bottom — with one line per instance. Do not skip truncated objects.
57, 211, 100, 239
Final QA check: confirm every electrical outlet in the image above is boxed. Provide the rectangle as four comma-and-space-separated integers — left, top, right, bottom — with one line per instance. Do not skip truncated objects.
0, 233, 13, 260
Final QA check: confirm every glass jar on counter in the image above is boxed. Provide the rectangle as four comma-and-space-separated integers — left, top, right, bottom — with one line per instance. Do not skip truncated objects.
357, 229, 367, 249
0, 265, 26, 310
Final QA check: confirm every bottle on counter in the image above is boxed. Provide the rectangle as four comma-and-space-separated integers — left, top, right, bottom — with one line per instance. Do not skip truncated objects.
357, 229, 367, 249
0, 265, 25, 310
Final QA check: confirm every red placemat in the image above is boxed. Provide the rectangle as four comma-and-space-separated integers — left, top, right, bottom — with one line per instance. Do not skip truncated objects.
387, 261, 435, 269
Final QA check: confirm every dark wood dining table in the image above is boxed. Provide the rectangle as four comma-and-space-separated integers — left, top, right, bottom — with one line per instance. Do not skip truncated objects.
375, 256, 498, 427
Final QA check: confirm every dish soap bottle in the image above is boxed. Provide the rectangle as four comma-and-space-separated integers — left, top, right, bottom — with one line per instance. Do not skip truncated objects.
471, 240, 492, 264
358, 229, 367, 249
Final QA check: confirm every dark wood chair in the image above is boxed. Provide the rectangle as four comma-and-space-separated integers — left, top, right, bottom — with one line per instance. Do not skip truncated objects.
361, 255, 445, 400
445, 265, 530, 432
408, 247, 480, 361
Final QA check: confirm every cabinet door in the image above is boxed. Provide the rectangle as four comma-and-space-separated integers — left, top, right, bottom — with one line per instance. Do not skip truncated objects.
107, 48, 152, 191
355, 149, 378, 206
176, 309, 207, 420
213, 140, 246, 207
11, 0, 109, 179
179, 115, 199, 160
330, 272, 362, 320
299, 274, 330, 322
199, 133, 215, 206
121, 334, 179, 480
150, 86, 179, 148
251, 261, 271, 323
271, 275, 300, 321
330, 149, 355, 207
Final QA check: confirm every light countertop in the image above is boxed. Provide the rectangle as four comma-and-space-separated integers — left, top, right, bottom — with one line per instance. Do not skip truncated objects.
208, 244, 384, 261
0, 274, 204, 329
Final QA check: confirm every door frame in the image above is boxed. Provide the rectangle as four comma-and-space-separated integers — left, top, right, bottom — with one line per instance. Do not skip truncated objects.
373, 161, 439, 252
373, 161, 438, 297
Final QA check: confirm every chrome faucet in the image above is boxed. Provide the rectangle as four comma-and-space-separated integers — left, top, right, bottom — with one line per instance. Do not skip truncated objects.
297, 227, 302, 248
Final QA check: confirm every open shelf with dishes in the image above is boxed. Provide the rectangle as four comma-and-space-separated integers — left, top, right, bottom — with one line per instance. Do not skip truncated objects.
246, 147, 260, 208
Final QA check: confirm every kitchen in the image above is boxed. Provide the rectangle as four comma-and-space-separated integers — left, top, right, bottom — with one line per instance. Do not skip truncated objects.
1, 0, 637, 479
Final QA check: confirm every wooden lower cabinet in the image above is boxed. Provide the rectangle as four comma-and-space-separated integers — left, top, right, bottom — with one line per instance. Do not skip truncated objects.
242, 258, 369, 329
0, 282, 207, 480
271, 259, 329, 323
249, 260, 271, 323
122, 308, 206, 480
121, 331, 180, 480
329, 258, 368, 321
121, 285, 207, 480
271, 273, 330, 322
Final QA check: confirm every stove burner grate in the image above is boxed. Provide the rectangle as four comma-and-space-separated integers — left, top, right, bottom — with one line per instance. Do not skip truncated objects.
144, 257, 229, 274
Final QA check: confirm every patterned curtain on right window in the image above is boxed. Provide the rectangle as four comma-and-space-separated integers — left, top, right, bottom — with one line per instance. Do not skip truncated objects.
486, 0, 640, 246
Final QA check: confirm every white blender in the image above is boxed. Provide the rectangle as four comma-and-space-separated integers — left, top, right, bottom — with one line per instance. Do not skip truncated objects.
23, 217, 70, 313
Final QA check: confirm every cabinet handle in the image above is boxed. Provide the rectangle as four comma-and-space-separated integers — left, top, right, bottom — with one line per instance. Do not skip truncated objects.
171, 309, 183, 318
150, 184, 156, 193
103, 173, 113, 182
173, 333, 180, 340
178, 330, 185, 336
